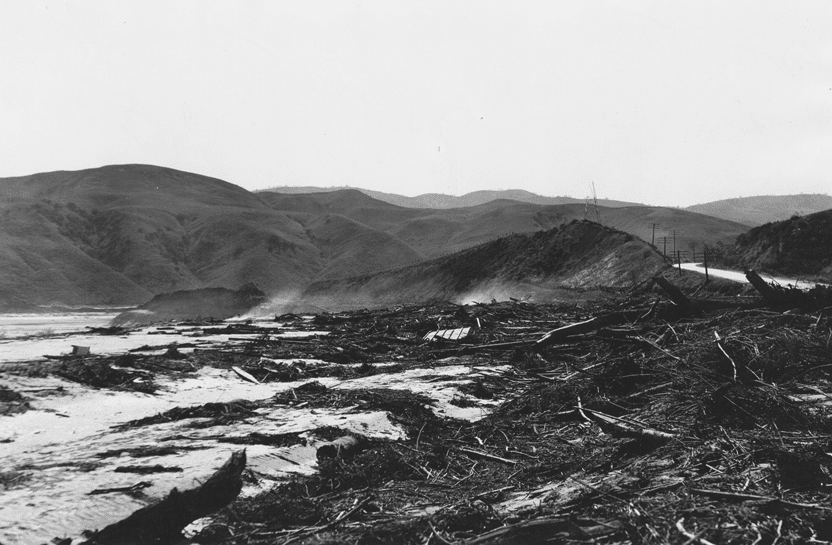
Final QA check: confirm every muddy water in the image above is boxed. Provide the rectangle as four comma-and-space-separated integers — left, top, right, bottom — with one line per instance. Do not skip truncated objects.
0, 317, 505, 544
0, 316, 327, 365
0, 313, 117, 340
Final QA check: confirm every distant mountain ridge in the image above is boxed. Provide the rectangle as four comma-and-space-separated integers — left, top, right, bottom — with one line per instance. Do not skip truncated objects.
259, 185, 642, 209
685, 194, 832, 227
0, 164, 748, 310
264, 186, 832, 228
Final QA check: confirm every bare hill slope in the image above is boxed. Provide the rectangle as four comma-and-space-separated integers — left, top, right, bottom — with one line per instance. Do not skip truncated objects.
0, 166, 416, 309
261, 191, 747, 259
725, 209, 832, 282
686, 195, 832, 226
260, 186, 642, 209
301, 220, 667, 309
0, 164, 748, 310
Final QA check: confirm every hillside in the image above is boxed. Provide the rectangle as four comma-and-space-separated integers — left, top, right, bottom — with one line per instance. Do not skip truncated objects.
300, 221, 667, 310
686, 194, 832, 226
260, 192, 748, 259
112, 283, 268, 326
600, 206, 749, 259
0, 165, 324, 309
0, 164, 747, 311
0, 166, 415, 310
727, 209, 832, 282
261, 186, 642, 209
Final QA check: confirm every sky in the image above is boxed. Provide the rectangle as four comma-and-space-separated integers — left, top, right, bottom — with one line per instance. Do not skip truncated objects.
0, 1, 830, 207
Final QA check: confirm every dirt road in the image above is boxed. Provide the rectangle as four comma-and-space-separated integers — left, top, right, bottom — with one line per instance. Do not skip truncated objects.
679, 262, 825, 289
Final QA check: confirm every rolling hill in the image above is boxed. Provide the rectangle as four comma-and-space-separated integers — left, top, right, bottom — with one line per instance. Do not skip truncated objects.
299, 220, 668, 310
259, 192, 749, 260
0, 165, 326, 309
724, 209, 832, 282
0, 164, 749, 310
686, 195, 832, 227
261, 186, 642, 209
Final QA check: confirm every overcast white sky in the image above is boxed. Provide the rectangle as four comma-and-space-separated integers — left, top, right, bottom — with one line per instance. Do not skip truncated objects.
1, 1, 830, 206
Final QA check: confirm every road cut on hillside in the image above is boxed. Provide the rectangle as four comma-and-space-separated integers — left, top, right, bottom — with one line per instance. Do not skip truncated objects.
680, 262, 826, 289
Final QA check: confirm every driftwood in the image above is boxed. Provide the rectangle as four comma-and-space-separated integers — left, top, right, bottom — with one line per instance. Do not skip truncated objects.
653, 276, 694, 313
745, 269, 783, 302
231, 366, 259, 384
317, 436, 363, 460
688, 488, 832, 511
458, 339, 535, 355
83, 450, 246, 544
535, 313, 631, 349
581, 408, 675, 444
455, 447, 519, 465
461, 516, 620, 544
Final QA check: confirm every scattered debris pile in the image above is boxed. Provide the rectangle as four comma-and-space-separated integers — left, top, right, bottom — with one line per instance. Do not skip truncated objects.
0, 385, 29, 416
27, 275, 832, 544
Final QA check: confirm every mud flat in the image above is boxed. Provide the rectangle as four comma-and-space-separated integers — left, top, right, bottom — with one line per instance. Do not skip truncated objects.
2, 278, 832, 544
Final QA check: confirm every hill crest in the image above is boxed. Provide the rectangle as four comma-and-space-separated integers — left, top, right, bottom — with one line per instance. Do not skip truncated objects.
260, 186, 642, 209
686, 194, 832, 226
723, 209, 832, 282
297, 220, 667, 311
0, 164, 748, 310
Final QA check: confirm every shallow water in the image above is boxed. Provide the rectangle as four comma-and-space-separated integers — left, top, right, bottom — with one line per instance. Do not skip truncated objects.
0, 316, 327, 365
0, 316, 504, 544
0, 313, 117, 340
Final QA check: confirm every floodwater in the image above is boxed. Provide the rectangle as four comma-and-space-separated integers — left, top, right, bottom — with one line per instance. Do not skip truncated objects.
0, 313, 117, 340
0, 316, 322, 365
0, 314, 505, 544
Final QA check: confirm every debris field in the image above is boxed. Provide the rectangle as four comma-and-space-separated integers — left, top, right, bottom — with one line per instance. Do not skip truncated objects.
6, 274, 832, 544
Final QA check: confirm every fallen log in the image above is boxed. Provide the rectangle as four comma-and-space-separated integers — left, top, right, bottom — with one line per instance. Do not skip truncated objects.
745, 269, 783, 302
231, 366, 259, 384
582, 408, 675, 444
535, 313, 634, 349
82, 449, 246, 544
455, 446, 519, 465
462, 516, 620, 544
652, 276, 694, 313
457, 339, 536, 355
688, 488, 832, 510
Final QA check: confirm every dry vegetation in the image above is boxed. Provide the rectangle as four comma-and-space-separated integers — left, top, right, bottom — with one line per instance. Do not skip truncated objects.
721, 210, 832, 283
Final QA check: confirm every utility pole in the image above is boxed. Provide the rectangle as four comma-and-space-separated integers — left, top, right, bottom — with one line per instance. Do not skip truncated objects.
703, 247, 709, 282
590, 181, 601, 224
670, 230, 679, 256
649, 223, 658, 247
